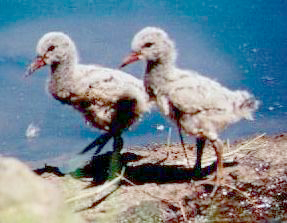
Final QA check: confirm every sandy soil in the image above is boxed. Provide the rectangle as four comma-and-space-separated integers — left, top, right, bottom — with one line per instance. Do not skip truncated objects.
36, 133, 287, 222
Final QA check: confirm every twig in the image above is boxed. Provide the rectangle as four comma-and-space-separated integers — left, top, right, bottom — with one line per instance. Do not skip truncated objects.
65, 167, 125, 203
178, 127, 192, 168
220, 183, 254, 204
204, 181, 254, 205
167, 127, 172, 147
209, 184, 219, 198
226, 139, 230, 152
227, 133, 266, 155
178, 200, 188, 222
154, 150, 169, 165
201, 133, 266, 167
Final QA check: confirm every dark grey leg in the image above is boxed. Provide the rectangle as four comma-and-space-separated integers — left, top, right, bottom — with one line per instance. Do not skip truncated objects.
178, 126, 193, 168
194, 137, 206, 177
79, 132, 113, 155
109, 135, 124, 179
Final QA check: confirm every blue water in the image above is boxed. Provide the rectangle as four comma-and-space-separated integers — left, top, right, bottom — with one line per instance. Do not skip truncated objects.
0, 0, 286, 168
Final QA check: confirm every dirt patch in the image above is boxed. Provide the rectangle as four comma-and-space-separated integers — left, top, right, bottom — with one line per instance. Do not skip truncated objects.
36, 133, 287, 222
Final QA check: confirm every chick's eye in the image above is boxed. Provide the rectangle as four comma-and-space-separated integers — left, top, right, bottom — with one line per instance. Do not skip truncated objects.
47, 45, 55, 51
143, 42, 153, 48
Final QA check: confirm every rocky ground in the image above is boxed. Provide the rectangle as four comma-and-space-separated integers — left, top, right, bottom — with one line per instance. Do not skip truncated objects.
1, 133, 287, 222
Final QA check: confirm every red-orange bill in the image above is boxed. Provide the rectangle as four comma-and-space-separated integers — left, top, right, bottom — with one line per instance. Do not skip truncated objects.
25, 56, 46, 77
120, 51, 140, 68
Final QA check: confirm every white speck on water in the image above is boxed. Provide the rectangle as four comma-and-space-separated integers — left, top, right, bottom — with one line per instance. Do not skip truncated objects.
268, 106, 275, 111
156, 124, 165, 131
25, 123, 40, 139
274, 102, 283, 108
261, 76, 275, 82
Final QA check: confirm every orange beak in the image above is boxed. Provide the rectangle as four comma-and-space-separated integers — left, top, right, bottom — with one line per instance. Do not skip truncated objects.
120, 51, 141, 68
25, 56, 46, 77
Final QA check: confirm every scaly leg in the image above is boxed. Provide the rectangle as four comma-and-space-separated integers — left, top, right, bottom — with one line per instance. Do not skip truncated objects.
79, 132, 113, 155
108, 135, 124, 179
193, 137, 207, 178
178, 126, 193, 168
191, 138, 224, 197
210, 138, 224, 184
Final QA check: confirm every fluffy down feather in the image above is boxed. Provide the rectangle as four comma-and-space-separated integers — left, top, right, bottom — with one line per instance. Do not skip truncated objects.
121, 26, 259, 182
28, 32, 151, 156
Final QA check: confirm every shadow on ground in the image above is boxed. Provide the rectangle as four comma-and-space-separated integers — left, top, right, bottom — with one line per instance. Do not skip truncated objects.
35, 151, 236, 185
